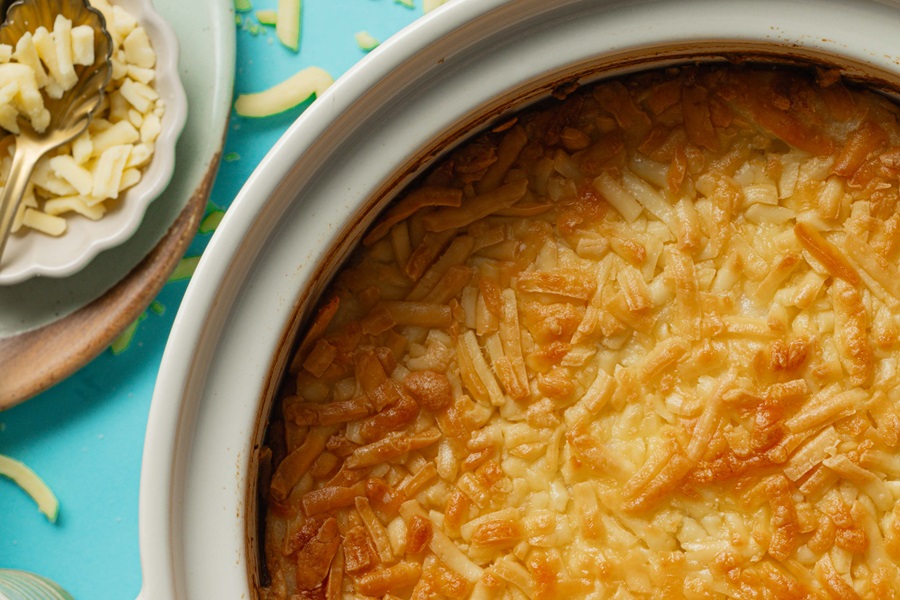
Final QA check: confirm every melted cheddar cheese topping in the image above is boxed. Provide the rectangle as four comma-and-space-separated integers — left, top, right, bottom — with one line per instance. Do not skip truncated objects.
261, 65, 900, 600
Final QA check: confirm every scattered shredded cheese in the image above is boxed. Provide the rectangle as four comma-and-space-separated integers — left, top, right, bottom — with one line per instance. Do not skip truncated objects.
109, 311, 145, 354
199, 209, 225, 234
168, 254, 200, 282
149, 299, 165, 315
276, 0, 301, 51
256, 9, 277, 26
0, 454, 59, 523
234, 66, 333, 118
354, 31, 380, 52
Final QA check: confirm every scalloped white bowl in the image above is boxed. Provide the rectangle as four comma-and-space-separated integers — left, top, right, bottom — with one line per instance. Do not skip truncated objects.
0, 0, 187, 285
143, 0, 900, 599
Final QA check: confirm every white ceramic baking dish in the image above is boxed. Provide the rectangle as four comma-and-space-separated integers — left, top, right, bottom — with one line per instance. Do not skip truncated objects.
140, 0, 900, 598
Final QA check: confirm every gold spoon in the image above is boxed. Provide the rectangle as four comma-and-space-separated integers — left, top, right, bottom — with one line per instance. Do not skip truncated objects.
0, 0, 112, 270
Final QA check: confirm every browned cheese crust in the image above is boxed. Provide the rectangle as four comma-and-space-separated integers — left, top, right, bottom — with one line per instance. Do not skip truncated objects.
259, 65, 900, 600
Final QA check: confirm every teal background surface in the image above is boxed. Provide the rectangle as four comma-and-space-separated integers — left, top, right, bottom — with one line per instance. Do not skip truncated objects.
0, 1, 420, 598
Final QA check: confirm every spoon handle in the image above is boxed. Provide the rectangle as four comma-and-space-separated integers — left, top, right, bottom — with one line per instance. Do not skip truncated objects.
0, 137, 42, 267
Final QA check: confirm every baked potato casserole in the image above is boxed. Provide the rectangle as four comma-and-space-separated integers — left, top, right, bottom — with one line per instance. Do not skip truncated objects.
260, 64, 900, 600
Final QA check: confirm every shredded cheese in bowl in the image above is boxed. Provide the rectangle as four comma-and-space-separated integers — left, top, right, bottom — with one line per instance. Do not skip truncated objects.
0, 0, 186, 284
259, 63, 900, 599
2, 0, 163, 238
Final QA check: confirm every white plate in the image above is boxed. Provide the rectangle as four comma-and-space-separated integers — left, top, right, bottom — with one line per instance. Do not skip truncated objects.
0, 0, 188, 285
144, 0, 900, 598
0, 0, 233, 335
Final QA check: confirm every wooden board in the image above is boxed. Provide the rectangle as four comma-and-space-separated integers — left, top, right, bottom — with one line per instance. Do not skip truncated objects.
0, 154, 218, 409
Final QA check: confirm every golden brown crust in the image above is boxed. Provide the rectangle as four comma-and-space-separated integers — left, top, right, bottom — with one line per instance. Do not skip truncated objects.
261, 64, 900, 599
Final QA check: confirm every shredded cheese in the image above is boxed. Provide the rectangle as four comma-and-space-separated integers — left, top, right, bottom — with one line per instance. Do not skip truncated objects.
0, 454, 59, 522
234, 66, 333, 118
3, 0, 164, 238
